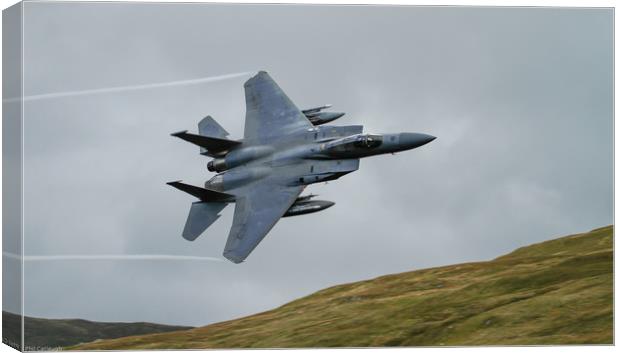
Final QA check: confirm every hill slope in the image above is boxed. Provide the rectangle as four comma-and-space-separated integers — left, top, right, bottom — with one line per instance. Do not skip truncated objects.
2, 311, 192, 349
72, 226, 613, 349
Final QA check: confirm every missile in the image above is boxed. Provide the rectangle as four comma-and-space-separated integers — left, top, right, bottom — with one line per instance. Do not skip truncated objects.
306, 112, 345, 125
294, 194, 318, 203
302, 105, 345, 125
283, 199, 335, 217
302, 104, 332, 114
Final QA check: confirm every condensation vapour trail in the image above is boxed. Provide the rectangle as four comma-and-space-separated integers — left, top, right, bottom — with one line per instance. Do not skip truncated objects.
2, 252, 223, 262
0, 72, 251, 263
3, 71, 255, 103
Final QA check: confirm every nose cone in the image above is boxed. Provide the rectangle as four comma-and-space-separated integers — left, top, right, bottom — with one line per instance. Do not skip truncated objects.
399, 133, 436, 150
321, 112, 345, 123
318, 200, 336, 209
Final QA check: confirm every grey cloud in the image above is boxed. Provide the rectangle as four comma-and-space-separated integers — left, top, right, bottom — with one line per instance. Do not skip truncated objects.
11, 3, 612, 326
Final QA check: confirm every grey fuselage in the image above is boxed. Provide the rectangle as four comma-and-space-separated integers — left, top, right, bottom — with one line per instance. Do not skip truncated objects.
205, 124, 435, 194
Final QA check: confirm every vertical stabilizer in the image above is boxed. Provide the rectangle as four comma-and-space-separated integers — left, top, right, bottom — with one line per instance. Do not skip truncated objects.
197, 116, 231, 155
199, 116, 229, 138
183, 201, 228, 241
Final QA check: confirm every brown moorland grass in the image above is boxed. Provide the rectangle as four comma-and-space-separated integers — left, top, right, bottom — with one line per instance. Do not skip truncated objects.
70, 225, 613, 349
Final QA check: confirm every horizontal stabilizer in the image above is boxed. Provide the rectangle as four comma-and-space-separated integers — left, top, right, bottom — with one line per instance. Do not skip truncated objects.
183, 201, 228, 241
167, 181, 234, 202
171, 130, 240, 155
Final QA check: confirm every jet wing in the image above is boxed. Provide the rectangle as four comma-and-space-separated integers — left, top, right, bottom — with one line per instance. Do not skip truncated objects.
223, 182, 304, 263
243, 71, 312, 143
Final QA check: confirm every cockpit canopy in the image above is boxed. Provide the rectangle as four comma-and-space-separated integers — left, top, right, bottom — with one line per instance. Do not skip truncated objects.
354, 134, 383, 148
323, 134, 383, 153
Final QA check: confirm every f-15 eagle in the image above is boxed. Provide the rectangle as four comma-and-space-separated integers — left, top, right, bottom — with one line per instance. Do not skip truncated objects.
168, 71, 435, 263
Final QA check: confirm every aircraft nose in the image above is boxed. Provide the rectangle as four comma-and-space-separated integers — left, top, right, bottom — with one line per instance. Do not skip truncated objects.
399, 133, 436, 149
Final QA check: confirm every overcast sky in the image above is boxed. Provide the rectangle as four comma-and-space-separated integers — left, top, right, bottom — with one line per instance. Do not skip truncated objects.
7, 3, 613, 327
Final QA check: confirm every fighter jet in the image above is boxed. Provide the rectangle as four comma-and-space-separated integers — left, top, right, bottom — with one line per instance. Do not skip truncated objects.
168, 71, 435, 263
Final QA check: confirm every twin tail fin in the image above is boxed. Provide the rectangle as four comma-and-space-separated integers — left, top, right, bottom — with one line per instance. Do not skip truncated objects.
167, 181, 235, 241
169, 117, 237, 241
171, 116, 239, 156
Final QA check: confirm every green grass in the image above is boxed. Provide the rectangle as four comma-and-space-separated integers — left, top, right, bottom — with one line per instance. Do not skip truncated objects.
70, 225, 613, 349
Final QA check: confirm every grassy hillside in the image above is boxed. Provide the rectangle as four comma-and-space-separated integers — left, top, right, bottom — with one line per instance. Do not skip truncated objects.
2, 311, 191, 349
72, 226, 613, 349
